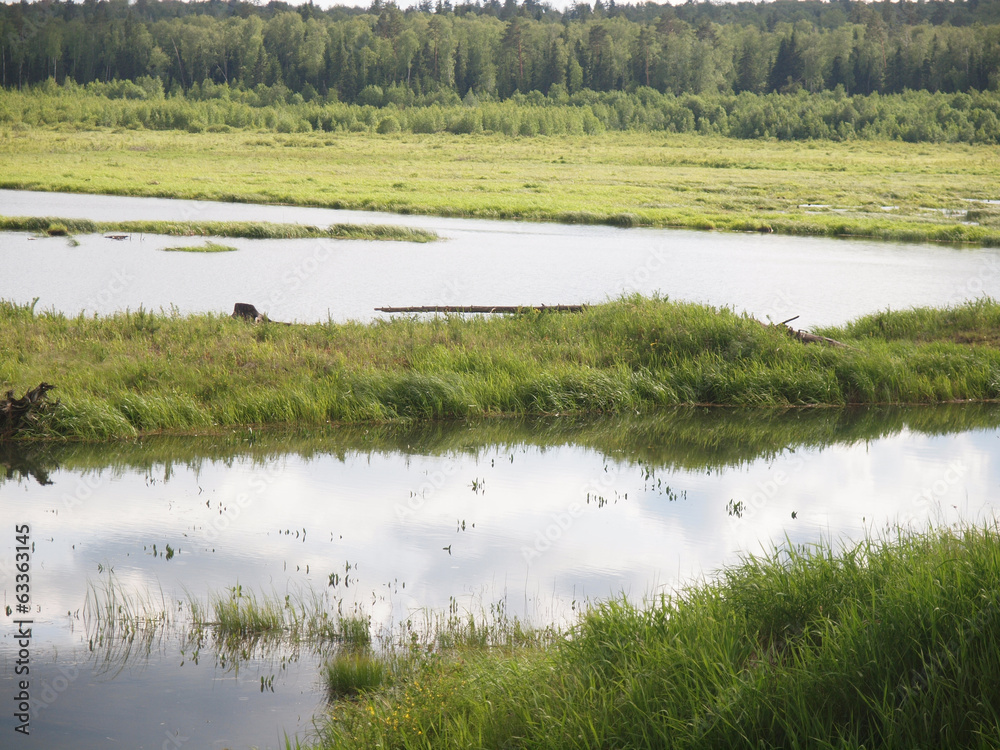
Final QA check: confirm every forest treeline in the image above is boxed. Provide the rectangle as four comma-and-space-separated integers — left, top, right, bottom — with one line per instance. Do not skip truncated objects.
4, 83, 999, 143
2, 0, 1000, 104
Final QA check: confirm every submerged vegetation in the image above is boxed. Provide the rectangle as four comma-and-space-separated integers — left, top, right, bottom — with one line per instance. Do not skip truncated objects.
0, 215, 437, 243
309, 523, 1000, 749
5, 295, 1000, 441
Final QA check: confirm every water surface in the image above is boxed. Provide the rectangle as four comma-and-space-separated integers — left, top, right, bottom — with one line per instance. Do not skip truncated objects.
2, 189, 997, 327
3, 408, 1000, 748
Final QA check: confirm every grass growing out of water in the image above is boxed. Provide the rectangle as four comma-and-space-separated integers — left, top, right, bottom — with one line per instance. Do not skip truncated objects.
6, 295, 1000, 441
310, 523, 1000, 749
0, 215, 437, 242
161, 241, 237, 253
209, 585, 285, 636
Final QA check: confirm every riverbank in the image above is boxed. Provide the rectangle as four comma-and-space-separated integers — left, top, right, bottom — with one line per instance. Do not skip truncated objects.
2, 129, 998, 246
309, 523, 1000, 749
4, 296, 1000, 441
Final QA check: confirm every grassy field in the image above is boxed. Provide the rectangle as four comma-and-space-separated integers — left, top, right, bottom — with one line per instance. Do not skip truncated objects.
307, 523, 1000, 750
2, 128, 999, 245
5, 295, 1000, 441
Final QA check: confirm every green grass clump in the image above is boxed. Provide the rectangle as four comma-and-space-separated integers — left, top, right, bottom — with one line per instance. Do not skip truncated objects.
209, 585, 285, 636
161, 241, 237, 253
0, 216, 437, 243
324, 653, 389, 699
6, 296, 1000, 441
313, 523, 1000, 749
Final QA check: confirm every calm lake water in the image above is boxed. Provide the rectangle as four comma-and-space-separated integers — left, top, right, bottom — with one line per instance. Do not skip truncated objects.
3, 191, 1000, 747
2, 189, 1000, 327
3, 408, 1000, 748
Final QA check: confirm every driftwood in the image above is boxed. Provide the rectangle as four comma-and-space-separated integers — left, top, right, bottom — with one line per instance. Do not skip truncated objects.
763, 315, 850, 348
375, 305, 588, 314
1, 383, 57, 440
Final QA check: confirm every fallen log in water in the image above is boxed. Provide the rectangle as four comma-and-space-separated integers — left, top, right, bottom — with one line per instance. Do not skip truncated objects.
1, 383, 57, 440
375, 305, 588, 314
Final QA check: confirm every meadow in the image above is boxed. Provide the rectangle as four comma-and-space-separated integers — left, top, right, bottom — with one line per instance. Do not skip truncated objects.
5, 295, 1000, 441
2, 126, 999, 245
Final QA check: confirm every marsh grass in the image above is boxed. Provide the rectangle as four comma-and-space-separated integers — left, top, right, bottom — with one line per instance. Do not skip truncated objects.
312, 523, 1000, 750
324, 653, 390, 699
83, 570, 172, 676
161, 241, 237, 252
0, 216, 437, 243
2, 129, 998, 245
6, 296, 1000, 441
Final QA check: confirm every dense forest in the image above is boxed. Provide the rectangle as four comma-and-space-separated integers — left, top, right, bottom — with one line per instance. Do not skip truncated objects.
2, 0, 1000, 103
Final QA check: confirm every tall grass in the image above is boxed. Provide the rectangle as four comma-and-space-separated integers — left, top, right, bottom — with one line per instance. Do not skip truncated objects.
5, 296, 1000, 441
312, 523, 1000, 749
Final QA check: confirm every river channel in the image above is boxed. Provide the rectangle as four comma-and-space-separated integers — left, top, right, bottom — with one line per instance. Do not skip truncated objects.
2, 191, 1000, 748
2, 189, 1000, 327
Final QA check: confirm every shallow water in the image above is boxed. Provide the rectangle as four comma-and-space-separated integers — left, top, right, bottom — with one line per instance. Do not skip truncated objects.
2, 408, 1000, 748
2, 189, 999, 327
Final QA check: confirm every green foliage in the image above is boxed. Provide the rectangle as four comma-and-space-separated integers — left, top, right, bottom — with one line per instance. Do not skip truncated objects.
5, 85, 1000, 144
2, 0, 998, 107
5, 297, 1000, 441
314, 524, 1000, 749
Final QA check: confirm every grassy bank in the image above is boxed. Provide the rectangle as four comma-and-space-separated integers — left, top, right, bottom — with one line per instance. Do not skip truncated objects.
309, 523, 1000, 749
0, 216, 437, 243
4, 296, 1000, 441
2, 129, 999, 245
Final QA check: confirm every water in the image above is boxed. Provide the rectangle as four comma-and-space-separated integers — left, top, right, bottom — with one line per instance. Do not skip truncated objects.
3, 191, 1000, 746
2, 189, 999, 328
3, 408, 1000, 748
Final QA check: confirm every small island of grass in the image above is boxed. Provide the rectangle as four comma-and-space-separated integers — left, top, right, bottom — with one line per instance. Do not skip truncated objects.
4, 295, 1000, 442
